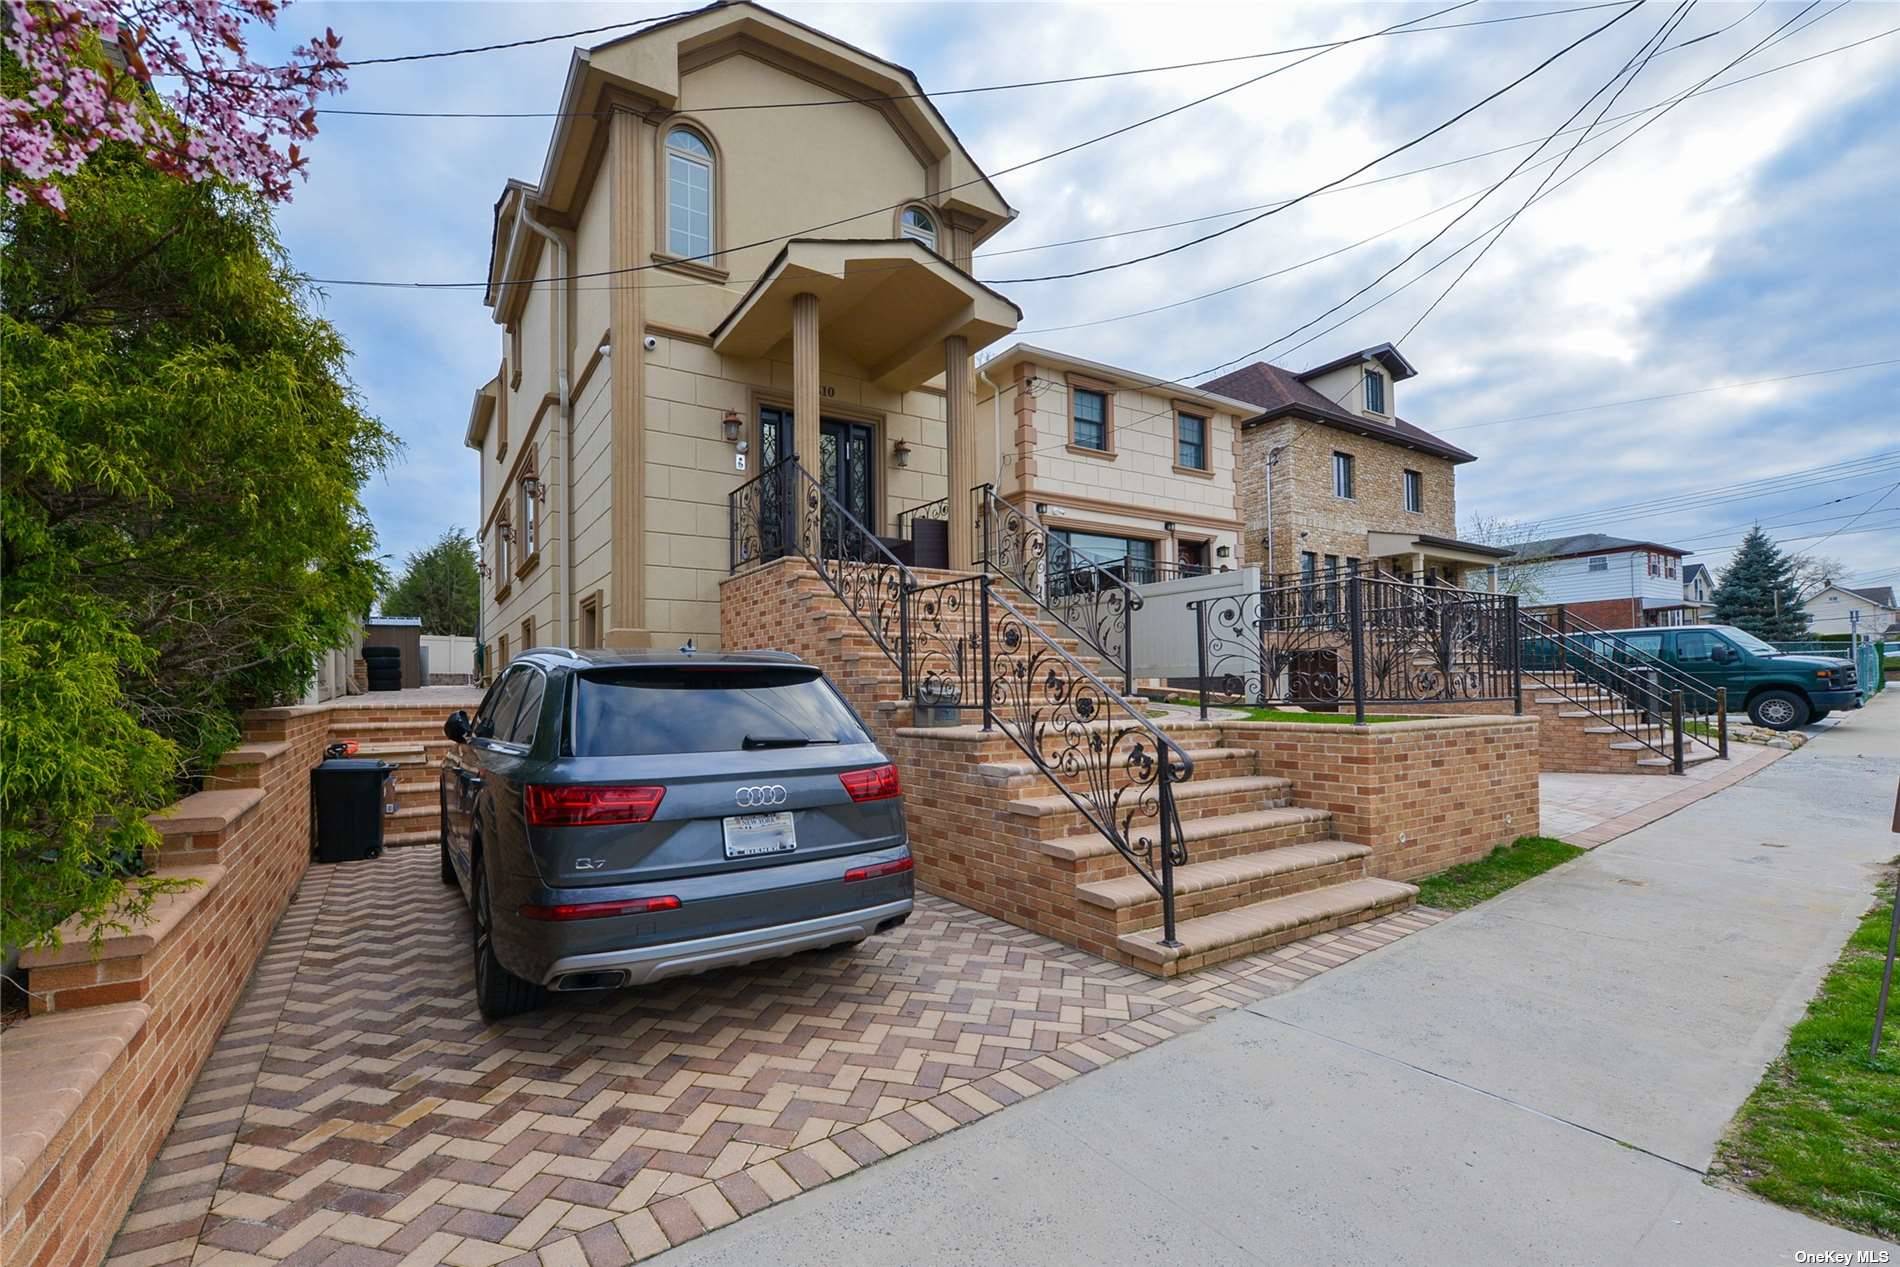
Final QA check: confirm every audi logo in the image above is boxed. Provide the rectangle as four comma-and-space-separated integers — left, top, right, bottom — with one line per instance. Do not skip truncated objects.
734, 784, 789, 808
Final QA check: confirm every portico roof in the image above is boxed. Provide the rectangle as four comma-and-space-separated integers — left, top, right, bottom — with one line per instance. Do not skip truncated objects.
710, 238, 1021, 391
1367, 530, 1515, 566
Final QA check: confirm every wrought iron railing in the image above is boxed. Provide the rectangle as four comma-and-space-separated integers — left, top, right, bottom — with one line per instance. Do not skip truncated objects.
972, 484, 1139, 692
894, 496, 949, 541
988, 581, 1191, 944
1188, 573, 1522, 723
729, 473, 1194, 945
1516, 610, 1717, 771
729, 457, 793, 574
1519, 605, 1727, 762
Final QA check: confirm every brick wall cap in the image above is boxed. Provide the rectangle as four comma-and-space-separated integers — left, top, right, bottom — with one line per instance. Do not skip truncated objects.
217, 740, 292, 766
19, 865, 225, 968
1223, 715, 1530, 734
146, 788, 265, 837
244, 692, 483, 723
0, 1001, 151, 1203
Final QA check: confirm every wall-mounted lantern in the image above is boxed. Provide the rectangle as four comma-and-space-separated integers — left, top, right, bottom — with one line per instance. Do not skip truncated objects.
1163, 521, 1178, 534
1216, 544, 1232, 559
1035, 502, 1050, 516
497, 523, 515, 544
519, 475, 544, 502
892, 439, 912, 468
721, 409, 743, 444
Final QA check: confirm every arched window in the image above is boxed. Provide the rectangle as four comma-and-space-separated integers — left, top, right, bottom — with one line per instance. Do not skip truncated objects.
900, 205, 937, 251
665, 127, 714, 261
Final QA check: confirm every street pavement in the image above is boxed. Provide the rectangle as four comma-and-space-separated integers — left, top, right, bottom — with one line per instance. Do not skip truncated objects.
660, 692, 1900, 1266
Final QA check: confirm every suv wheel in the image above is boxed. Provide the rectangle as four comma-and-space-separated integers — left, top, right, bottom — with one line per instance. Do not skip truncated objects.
471, 858, 544, 1020
1748, 690, 1809, 731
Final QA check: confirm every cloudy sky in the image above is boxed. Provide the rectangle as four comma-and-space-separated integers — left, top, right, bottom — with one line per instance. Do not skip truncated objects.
255, 0, 1899, 593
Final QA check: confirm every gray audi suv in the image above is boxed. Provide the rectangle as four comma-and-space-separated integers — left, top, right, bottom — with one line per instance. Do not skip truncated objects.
439, 647, 913, 1020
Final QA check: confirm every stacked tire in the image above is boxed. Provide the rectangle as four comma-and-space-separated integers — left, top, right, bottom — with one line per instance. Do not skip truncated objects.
363, 645, 403, 692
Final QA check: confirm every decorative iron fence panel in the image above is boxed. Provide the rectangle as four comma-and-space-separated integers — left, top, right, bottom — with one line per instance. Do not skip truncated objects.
1188, 575, 1521, 723
973, 484, 1138, 691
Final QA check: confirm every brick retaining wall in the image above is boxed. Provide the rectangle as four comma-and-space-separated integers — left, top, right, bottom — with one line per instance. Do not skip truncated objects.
0, 697, 462, 1267
1220, 716, 1540, 879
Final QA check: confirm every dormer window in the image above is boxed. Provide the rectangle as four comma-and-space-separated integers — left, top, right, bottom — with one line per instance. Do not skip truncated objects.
1364, 369, 1386, 414
900, 205, 937, 251
665, 126, 714, 261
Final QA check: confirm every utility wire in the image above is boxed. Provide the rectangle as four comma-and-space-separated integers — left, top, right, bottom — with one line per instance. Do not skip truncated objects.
1187, 0, 1683, 381
319, 2, 1631, 114
300, 22, 1897, 295
1439, 359, 1900, 432
1393, 0, 1823, 348
1181, 1, 1856, 381
307, 1, 1580, 291
982, 1, 1643, 286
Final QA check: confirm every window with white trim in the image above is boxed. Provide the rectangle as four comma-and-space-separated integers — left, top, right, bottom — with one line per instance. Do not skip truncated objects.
900, 206, 937, 250
1332, 451, 1355, 499
665, 127, 713, 260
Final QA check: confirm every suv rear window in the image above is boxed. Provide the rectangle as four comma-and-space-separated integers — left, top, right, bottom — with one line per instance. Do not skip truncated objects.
569, 666, 871, 756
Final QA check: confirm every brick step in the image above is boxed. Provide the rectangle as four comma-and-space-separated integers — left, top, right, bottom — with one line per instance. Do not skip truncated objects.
383, 827, 440, 848
1117, 878, 1417, 976
889, 717, 1223, 761
978, 746, 1259, 793
1043, 806, 1338, 882
1007, 775, 1292, 838
1076, 840, 1374, 931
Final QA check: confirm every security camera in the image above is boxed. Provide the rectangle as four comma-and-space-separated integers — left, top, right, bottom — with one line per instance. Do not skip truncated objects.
642, 335, 659, 351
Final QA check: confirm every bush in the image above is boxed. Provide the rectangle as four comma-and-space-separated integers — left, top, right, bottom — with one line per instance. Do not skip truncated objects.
1, 146, 394, 951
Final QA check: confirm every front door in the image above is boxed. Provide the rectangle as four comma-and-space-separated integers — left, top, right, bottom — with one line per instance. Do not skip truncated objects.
819, 419, 876, 532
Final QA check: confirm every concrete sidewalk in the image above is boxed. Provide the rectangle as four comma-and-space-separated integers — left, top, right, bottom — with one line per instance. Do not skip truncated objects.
661, 694, 1900, 1265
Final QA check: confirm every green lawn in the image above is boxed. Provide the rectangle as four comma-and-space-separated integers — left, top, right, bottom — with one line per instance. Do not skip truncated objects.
1712, 874, 1900, 1240
1413, 836, 1585, 911
1232, 707, 1410, 724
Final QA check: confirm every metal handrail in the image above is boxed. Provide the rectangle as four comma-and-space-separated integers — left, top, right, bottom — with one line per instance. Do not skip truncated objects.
1518, 609, 1690, 771
972, 483, 1140, 692
1526, 605, 1725, 759
984, 579, 1192, 945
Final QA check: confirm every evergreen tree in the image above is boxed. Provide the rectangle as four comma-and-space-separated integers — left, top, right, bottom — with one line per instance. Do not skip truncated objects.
382, 529, 480, 636
1712, 528, 1810, 640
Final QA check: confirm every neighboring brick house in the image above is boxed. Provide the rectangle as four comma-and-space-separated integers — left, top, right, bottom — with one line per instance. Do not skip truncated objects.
1509, 532, 1695, 627
1201, 344, 1511, 589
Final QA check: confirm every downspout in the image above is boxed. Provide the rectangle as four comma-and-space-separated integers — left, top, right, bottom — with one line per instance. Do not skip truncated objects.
520, 203, 574, 646
976, 366, 1005, 489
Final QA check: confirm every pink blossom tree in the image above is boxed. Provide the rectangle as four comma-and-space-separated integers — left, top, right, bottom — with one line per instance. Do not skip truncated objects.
2, 0, 346, 213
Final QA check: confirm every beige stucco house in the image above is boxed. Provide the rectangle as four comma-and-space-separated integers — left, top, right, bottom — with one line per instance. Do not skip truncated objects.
1203, 344, 1510, 588
466, 1, 1285, 665
466, 1, 1023, 662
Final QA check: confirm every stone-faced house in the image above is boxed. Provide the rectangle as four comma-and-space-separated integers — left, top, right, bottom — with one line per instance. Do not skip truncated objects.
1201, 344, 1511, 588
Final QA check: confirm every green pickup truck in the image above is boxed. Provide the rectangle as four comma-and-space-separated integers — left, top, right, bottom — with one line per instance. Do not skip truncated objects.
1590, 624, 1860, 730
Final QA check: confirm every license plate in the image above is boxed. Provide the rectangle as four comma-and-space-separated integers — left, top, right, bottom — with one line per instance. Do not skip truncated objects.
723, 811, 796, 859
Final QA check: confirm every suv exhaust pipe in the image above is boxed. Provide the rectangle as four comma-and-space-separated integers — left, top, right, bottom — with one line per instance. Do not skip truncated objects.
549, 969, 630, 992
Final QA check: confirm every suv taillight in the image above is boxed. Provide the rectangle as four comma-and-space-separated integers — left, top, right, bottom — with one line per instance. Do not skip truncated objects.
839, 764, 901, 803
525, 784, 665, 826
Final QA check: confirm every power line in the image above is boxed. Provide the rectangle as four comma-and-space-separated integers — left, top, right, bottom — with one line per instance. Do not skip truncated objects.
1520, 454, 1900, 533
1192, 0, 1684, 381
978, 24, 1878, 264
1799, 481, 1900, 554
304, 0, 1480, 290
1393, 0, 1826, 348
299, 21, 1897, 296
319, 2, 1632, 115
1439, 359, 1900, 432
1187, 0, 1837, 382
981, 1, 1644, 286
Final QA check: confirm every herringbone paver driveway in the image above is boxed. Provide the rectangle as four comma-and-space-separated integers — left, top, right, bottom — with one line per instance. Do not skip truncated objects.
106, 850, 1442, 1267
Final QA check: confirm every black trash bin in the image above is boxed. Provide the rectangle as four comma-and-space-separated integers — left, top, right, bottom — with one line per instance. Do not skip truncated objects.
311, 757, 394, 863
